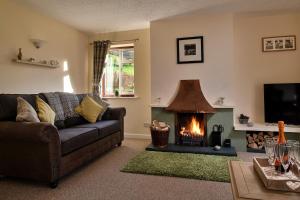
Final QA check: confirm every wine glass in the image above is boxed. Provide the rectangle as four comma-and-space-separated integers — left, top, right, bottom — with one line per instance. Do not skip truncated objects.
279, 143, 292, 175
287, 140, 298, 162
264, 137, 275, 165
287, 140, 297, 163
293, 142, 300, 165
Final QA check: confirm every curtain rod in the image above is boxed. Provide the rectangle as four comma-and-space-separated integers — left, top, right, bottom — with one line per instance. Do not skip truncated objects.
89, 38, 139, 45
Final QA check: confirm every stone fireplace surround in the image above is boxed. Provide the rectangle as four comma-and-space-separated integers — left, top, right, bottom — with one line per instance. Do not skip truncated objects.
151, 106, 300, 152
151, 79, 300, 152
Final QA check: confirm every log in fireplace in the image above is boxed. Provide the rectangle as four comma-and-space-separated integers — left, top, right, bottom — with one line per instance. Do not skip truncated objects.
166, 80, 215, 146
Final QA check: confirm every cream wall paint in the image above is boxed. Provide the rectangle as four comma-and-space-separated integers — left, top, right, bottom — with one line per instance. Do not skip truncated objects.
151, 13, 235, 108
0, 0, 88, 94
151, 11, 300, 124
233, 12, 300, 123
89, 29, 151, 135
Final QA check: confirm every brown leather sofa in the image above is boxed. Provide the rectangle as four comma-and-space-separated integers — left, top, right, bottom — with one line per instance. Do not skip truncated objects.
0, 93, 126, 188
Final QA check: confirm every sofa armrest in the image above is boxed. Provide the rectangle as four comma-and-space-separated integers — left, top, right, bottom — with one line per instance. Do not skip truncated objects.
102, 107, 126, 121
102, 107, 126, 141
0, 122, 59, 143
0, 122, 61, 183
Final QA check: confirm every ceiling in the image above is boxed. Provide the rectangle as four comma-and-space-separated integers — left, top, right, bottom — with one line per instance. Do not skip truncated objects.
16, 0, 300, 34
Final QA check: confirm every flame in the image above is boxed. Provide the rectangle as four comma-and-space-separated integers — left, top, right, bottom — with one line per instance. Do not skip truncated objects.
190, 116, 201, 135
180, 116, 204, 136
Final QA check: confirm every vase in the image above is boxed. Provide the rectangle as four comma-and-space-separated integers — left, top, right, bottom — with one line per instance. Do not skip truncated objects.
17, 48, 22, 60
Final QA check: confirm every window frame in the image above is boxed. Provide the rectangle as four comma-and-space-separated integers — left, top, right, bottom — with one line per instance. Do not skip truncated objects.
101, 44, 135, 98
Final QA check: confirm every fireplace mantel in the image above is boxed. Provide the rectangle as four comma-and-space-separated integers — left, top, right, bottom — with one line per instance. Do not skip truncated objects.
150, 104, 234, 109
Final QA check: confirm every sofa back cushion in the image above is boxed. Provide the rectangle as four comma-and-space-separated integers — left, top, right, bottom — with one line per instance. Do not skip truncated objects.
0, 94, 37, 121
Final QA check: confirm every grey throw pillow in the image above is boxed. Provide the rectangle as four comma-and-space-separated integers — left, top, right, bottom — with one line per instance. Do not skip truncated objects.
58, 92, 80, 119
16, 97, 40, 122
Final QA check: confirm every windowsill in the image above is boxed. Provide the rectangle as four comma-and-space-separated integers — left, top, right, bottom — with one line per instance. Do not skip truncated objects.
102, 96, 139, 99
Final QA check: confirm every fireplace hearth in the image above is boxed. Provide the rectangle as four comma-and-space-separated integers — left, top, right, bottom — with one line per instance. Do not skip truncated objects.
166, 80, 215, 146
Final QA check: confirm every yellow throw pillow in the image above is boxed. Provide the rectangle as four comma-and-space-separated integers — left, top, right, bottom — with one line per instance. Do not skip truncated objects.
75, 95, 104, 123
36, 96, 56, 125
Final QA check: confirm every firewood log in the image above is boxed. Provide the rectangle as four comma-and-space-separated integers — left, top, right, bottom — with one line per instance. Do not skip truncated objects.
253, 134, 258, 139
267, 132, 274, 137
247, 136, 254, 143
248, 143, 258, 149
258, 135, 264, 141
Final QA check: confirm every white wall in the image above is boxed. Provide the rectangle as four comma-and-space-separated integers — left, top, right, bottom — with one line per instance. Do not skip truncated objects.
151, 12, 235, 107
151, 10, 300, 123
89, 29, 151, 136
233, 12, 300, 123
0, 0, 89, 94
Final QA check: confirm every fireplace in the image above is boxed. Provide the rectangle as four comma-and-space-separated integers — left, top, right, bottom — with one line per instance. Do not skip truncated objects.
166, 80, 215, 146
176, 113, 206, 146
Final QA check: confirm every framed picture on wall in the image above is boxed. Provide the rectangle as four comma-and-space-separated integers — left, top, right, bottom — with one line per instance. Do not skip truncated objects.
262, 35, 296, 52
177, 36, 204, 64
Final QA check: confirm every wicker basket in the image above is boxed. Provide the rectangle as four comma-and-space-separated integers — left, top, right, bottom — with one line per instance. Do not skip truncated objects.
150, 127, 170, 148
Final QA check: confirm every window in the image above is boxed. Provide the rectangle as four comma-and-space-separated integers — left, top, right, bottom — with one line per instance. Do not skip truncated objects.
101, 44, 134, 97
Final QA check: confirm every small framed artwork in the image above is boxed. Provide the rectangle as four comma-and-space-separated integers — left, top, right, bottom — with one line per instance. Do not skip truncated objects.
177, 36, 204, 64
262, 35, 296, 52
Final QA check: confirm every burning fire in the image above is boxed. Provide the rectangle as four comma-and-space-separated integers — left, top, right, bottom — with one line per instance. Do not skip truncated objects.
190, 117, 201, 135
180, 116, 204, 136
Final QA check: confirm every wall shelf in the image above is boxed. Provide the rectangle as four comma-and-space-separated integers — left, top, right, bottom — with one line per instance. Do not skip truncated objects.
150, 104, 234, 109
12, 59, 59, 68
234, 123, 300, 133
103, 96, 139, 99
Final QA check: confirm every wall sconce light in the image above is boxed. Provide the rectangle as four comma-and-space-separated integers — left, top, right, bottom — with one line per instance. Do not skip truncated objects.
30, 39, 46, 49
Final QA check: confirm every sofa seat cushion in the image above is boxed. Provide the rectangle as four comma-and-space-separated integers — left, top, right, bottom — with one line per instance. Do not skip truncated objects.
75, 120, 120, 139
59, 127, 98, 155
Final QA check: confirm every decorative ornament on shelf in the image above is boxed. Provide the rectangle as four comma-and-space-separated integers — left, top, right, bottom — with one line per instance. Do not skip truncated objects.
214, 97, 225, 106
239, 114, 249, 124
28, 58, 35, 62
17, 48, 22, 60
49, 60, 59, 66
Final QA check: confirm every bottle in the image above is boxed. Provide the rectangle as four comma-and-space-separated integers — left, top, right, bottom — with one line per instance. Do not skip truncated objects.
278, 121, 286, 144
17, 48, 22, 60
275, 121, 288, 173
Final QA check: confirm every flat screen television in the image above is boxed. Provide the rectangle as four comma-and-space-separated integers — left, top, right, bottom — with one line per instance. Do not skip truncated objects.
264, 83, 300, 125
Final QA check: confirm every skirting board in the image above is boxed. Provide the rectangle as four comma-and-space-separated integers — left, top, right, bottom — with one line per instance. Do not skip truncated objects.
124, 133, 151, 140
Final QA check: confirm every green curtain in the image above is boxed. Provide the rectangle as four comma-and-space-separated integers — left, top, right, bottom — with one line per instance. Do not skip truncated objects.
93, 40, 111, 95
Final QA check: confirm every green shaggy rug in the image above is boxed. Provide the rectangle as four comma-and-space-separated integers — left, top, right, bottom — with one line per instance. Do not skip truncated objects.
121, 151, 239, 182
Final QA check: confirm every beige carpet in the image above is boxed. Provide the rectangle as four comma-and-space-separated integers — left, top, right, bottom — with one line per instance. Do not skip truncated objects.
0, 139, 261, 200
